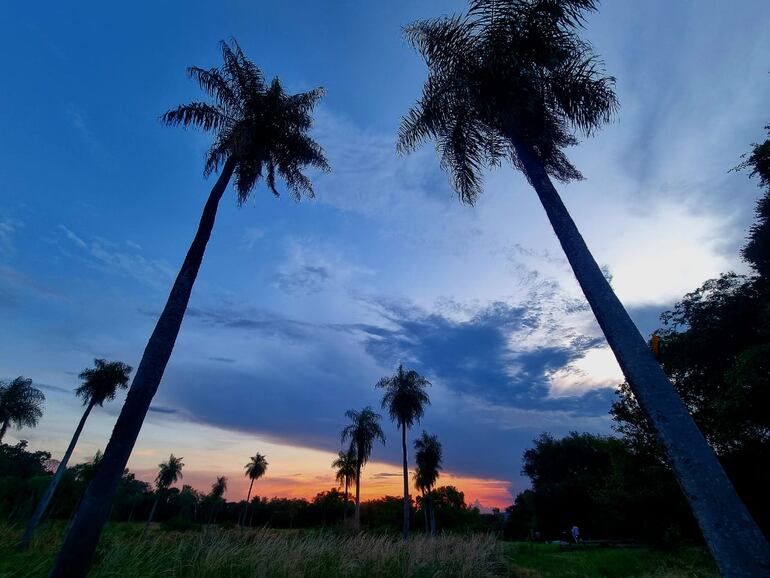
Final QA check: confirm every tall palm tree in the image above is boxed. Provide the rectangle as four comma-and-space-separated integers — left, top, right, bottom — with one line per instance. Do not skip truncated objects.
50, 39, 329, 577
398, 1, 770, 573
331, 447, 357, 518
341, 407, 385, 529
207, 476, 228, 524
241, 453, 267, 526
0, 377, 44, 443
414, 431, 442, 536
376, 365, 431, 539
19, 359, 131, 549
145, 454, 184, 532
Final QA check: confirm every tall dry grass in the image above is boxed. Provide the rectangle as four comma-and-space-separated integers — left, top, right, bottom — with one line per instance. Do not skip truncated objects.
1, 524, 504, 577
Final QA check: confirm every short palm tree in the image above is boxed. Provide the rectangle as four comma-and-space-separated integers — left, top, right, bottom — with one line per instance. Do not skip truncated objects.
51, 39, 329, 577
341, 407, 385, 529
376, 365, 431, 539
331, 447, 357, 518
241, 453, 267, 526
145, 454, 184, 532
19, 359, 131, 549
207, 476, 228, 524
0, 377, 44, 443
414, 431, 442, 536
398, 0, 770, 572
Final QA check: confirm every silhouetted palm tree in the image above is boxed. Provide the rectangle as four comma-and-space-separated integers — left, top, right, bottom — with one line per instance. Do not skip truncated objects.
51, 39, 329, 577
241, 453, 267, 526
207, 476, 228, 524
19, 360, 131, 549
414, 431, 442, 536
398, 1, 770, 572
0, 377, 44, 443
376, 365, 431, 539
341, 407, 385, 529
331, 447, 357, 518
145, 454, 184, 532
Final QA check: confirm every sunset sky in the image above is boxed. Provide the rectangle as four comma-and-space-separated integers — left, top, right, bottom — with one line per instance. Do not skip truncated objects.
1, 0, 769, 510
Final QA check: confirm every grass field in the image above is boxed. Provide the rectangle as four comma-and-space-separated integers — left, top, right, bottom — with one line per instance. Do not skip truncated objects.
0, 523, 717, 577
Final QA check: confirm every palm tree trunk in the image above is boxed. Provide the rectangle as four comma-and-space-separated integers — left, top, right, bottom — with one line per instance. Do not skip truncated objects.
421, 490, 428, 533
343, 477, 349, 521
428, 489, 435, 537
0, 418, 9, 443
19, 400, 95, 549
144, 495, 159, 534
240, 478, 255, 527
49, 156, 238, 578
401, 424, 409, 540
354, 464, 362, 529
514, 141, 770, 577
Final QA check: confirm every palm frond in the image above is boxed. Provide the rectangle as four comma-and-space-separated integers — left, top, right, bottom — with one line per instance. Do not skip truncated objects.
187, 66, 241, 113
161, 102, 227, 132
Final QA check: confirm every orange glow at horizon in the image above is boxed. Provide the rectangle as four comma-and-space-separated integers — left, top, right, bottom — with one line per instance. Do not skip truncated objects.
132, 463, 513, 510
119, 417, 513, 510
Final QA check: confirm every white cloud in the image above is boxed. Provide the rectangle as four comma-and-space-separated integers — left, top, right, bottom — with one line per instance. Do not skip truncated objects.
547, 346, 623, 398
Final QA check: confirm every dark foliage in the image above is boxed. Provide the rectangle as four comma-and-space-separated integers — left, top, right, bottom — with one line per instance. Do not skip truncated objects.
161, 38, 329, 202
399, 0, 617, 203
506, 432, 697, 544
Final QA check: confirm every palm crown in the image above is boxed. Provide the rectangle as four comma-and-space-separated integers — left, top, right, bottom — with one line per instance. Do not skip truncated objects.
75, 359, 132, 407
156, 455, 184, 490
398, 0, 618, 203
210, 476, 227, 499
376, 364, 431, 428
162, 38, 330, 202
341, 407, 385, 467
414, 431, 443, 491
0, 377, 45, 433
331, 448, 358, 486
244, 453, 268, 481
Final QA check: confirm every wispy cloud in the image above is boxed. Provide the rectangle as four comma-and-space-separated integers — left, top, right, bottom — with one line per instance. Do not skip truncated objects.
65, 103, 100, 152
57, 224, 173, 287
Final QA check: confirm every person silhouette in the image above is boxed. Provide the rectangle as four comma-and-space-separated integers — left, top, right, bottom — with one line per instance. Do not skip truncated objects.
571, 524, 581, 544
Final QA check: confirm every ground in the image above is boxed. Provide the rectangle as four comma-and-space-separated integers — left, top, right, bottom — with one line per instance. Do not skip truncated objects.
0, 523, 717, 577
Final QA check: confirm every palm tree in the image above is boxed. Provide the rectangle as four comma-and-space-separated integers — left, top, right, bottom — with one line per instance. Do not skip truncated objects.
207, 476, 228, 524
241, 453, 267, 526
331, 447, 357, 519
0, 377, 44, 443
398, 0, 770, 572
19, 359, 132, 549
145, 454, 184, 532
376, 365, 431, 539
341, 407, 385, 529
50, 39, 329, 577
414, 431, 442, 536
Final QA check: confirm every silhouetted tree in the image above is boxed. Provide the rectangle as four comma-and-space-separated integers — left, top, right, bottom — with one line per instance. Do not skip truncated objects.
50, 39, 329, 577
341, 407, 385, 528
146, 455, 184, 532
241, 453, 267, 526
19, 359, 131, 549
736, 124, 770, 276
398, 1, 770, 572
376, 364, 431, 539
0, 377, 44, 443
207, 476, 227, 524
414, 431, 442, 535
331, 447, 357, 519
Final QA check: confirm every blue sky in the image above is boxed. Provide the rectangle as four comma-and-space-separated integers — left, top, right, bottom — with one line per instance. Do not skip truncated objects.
1, 0, 769, 507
